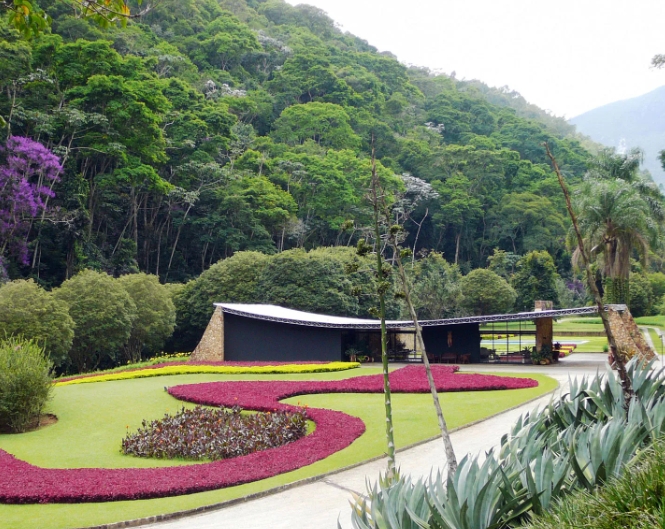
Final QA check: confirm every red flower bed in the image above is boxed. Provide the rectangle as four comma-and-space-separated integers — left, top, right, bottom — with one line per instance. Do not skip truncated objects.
168, 365, 537, 413
0, 366, 536, 504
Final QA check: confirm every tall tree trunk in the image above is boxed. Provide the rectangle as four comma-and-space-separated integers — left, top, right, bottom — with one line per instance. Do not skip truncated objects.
386, 231, 458, 476
131, 186, 139, 247
166, 203, 193, 279
411, 208, 428, 268
374, 167, 458, 477
369, 142, 397, 482
454, 230, 461, 265
545, 143, 632, 403
31, 136, 74, 269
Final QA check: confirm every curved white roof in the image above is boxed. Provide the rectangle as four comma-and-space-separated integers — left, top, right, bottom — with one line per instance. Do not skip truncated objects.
216, 303, 617, 330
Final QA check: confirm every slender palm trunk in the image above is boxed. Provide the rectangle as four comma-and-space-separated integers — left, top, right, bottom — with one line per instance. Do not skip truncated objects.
386, 231, 458, 476
369, 144, 397, 481
545, 144, 632, 403
372, 162, 457, 476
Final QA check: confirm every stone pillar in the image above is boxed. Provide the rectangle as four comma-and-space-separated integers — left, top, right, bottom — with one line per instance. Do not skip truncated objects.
535, 318, 553, 353
534, 300, 553, 312
534, 301, 553, 355
606, 307, 656, 361
190, 306, 224, 362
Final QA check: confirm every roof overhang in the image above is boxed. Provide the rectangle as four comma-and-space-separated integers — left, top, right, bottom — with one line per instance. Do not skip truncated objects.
216, 303, 626, 330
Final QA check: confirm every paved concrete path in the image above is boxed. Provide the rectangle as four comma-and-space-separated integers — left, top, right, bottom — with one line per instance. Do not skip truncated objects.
142, 354, 608, 529
641, 325, 665, 356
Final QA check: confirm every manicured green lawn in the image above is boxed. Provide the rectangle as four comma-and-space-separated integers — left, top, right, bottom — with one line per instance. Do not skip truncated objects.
635, 315, 665, 328
554, 320, 605, 333
0, 369, 556, 529
481, 317, 606, 334
565, 337, 608, 353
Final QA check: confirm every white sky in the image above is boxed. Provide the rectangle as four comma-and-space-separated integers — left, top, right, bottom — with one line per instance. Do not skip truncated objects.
285, 0, 665, 118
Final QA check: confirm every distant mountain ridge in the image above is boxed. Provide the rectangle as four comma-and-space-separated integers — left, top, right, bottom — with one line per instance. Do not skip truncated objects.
570, 86, 665, 185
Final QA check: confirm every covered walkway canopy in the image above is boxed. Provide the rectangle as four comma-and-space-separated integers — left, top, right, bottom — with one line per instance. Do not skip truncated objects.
192, 303, 617, 364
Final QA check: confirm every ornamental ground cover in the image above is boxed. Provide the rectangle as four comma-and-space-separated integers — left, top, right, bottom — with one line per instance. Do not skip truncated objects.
168, 365, 539, 414
55, 361, 359, 386
0, 366, 537, 504
0, 369, 554, 529
122, 406, 307, 460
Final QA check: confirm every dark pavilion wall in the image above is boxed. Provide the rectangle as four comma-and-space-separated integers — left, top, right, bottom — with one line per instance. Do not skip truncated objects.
422, 323, 482, 362
223, 313, 343, 361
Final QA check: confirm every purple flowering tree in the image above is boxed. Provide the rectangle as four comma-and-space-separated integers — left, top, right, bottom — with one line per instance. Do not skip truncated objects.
0, 136, 62, 270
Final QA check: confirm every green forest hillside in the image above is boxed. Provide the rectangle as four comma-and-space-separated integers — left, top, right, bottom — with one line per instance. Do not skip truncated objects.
1, 0, 592, 287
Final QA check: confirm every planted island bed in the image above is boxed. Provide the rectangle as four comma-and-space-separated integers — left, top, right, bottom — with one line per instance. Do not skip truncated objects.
0, 366, 556, 529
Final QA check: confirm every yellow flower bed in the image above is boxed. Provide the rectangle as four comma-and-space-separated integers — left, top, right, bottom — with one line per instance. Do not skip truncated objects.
55, 362, 361, 386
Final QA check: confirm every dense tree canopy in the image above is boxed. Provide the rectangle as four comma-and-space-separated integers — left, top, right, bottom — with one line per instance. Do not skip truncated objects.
54, 269, 137, 372
512, 250, 560, 311
0, 0, 598, 287
117, 273, 176, 363
4, 0, 665, 340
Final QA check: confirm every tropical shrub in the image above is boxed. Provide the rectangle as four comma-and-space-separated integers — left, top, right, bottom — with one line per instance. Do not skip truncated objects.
409, 252, 467, 319
460, 268, 516, 315
171, 251, 271, 351
122, 406, 307, 460
54, 269, 137, 373
117, 273, 176, 363
512, 250, 560, 311
0, 279, 74, 366
0, 337, 53, 433
256, 248, 360, 316
628, 272, 655, 317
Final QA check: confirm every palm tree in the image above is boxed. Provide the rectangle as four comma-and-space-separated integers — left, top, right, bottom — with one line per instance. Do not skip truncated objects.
587, 147, 665, 222
573, 177, 657, 304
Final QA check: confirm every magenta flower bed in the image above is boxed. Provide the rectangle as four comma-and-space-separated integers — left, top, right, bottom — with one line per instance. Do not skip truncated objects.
0, 366, 537, 504
168, 365, 538, 413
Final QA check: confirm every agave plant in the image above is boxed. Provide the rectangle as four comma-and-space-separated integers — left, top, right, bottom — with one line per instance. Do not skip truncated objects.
348, 359, 664, 529
347, 473, 430, 529
514, 447, 572, 516
627, 358, 665, 403
638, 396, 665, 439
567, 418, 648, 491
421, 455, 533, 529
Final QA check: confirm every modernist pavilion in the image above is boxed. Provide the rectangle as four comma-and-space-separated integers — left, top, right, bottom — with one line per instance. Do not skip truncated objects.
191, 303, 624, 364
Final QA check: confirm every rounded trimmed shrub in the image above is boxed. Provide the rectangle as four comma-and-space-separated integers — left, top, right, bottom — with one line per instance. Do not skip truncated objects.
0, 337, 53, 433
117, 273, 176, 363
460, 268, 517, 315
0, 279, 74, 367
54, 269, 137, 373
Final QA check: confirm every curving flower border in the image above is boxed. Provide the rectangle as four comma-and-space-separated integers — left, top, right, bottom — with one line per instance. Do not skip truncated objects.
55, 361, 360, 386
0, 366, 537, 504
